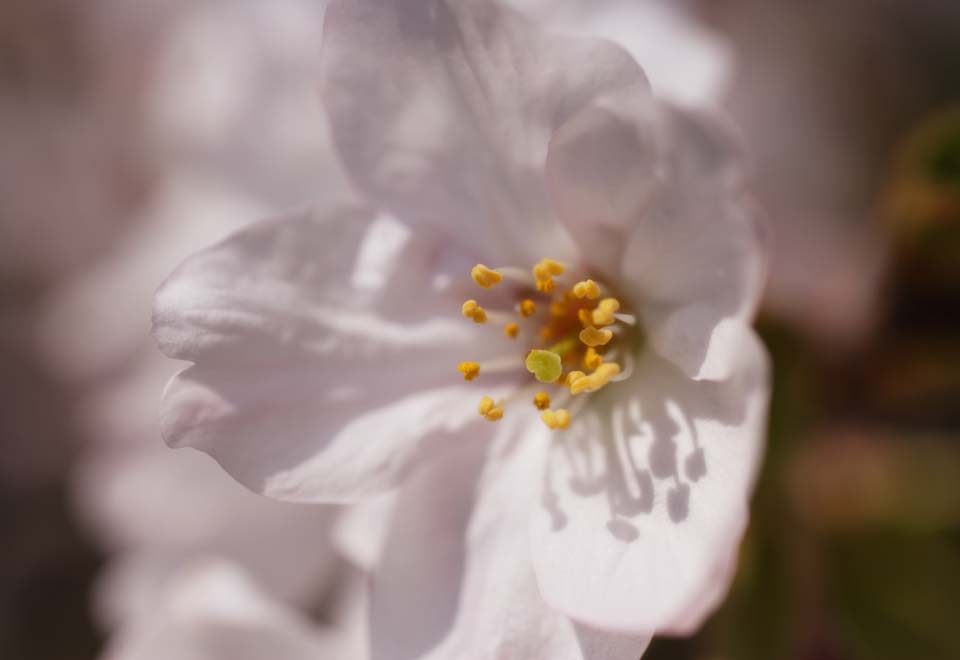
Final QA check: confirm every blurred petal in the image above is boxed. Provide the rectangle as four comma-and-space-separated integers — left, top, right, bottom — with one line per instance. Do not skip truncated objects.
320, 0, 649, 265
371, 418, 651, 659
504, 0, 733, 107
102, 561, 339, 660
155, 208, 513, 501
530, 333, 769, 635
73, 446, 342, 628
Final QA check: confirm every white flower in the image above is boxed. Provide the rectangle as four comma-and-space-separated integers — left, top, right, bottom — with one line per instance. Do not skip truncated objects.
155, 0, 769, 655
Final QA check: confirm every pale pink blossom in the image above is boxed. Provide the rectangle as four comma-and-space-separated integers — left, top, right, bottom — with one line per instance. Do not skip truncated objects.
155, 0, 769, 655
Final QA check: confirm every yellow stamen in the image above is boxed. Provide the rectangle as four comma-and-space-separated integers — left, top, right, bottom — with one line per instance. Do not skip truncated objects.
572, 279, 601, 299
583, 347, 603, 371
536, 278, 556, 294
471, 264, 503, 289
569, 362, 621, 394
457, 362, 480, 381
549, 301, 567, 317
533, 391, 551, 410
503, 322, 519, 339
579, 325, 614, 347
519, 299, 537, 317
578, 309, 593, 327
478, 396, 494, 415
591, 298, 621, 327
563, 370, 586, 387
461, 299, 488, 324
540, 408, 572, 430
478, 396, 503, 421
525, 349, 563, 383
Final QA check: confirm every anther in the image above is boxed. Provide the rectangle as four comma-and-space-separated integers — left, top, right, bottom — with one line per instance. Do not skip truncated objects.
478, 396, 503, 421
519, 299, 537, 317
563, 371, 586, 387
533, 391, 551, 410
461, 299, 487, 324
583, 347, 603, 371
578, 309, 593, 327
591, 298, 621, 327
536, 278, 556, 294
579, 325, 613, 347
471, 264, 503, 289
503, 322, 519, 339
540, 408, 572, 430
457, 362, 480, 381
569, 362, 621, 395
572, 279, 601, 299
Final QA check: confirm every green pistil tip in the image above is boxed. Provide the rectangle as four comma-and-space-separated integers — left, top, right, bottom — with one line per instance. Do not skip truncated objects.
525, 349, 562, 383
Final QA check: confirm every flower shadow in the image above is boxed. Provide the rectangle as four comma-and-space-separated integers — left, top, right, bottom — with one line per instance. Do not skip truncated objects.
541, 344, 760, 541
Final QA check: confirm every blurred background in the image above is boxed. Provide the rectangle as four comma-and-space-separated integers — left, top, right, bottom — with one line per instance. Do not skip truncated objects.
1, 0, 958, 658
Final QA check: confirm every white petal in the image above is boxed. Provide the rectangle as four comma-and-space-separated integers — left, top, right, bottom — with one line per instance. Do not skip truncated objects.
620, 108, 765, 381
333, 493, 397, 572
74, 446, 343, 628
504, 0, 733, 107
530, 333, 770, 635
101, 561, 340, 660
155, 208, 514, 501
370, 418, 651, 659
320, 0, 649, 265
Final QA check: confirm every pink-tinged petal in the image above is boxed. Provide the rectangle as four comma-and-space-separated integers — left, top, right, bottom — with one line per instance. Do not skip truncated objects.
503, 0, 733, 107
101, 561, 342, 660
546, 97, 762, 364
320, 0, 649, 265
73, 445, 343, 628
530, 333, 770, 635
155, 209, 516, 501
334, 493, 397, 571
370, 418, 652, 659
620, 108, 765, 381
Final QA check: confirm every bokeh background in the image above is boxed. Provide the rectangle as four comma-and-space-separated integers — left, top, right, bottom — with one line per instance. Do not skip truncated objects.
1, 0, 958, 658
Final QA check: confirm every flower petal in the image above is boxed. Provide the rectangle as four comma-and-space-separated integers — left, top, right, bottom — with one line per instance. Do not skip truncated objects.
547, 98, 765, 380
320, 0, 649, 265
155, 208, 514, 501
530, 332, 770, 635
370, 418, 652, 659
101, 561, 342, 660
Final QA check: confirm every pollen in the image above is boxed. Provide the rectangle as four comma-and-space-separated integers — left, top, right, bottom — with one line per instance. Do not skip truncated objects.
579, 325, 614, 347
569, 362, 621, 394
457, 362, 480, 381
525, 349, 563, 383
533, 391, 551, 410
458, 258, 634, 426
461, 299, 487, 323
478, 396, 503, 421
591, 298, 621, 326
583, 347, 603, 371
540, 408, 572, 430
536, 278, 556, 294
572, 279, 601, 299
471, 264, 503, 288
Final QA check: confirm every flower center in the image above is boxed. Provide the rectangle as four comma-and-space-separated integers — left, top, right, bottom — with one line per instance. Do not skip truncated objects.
456, 258, 636, 431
